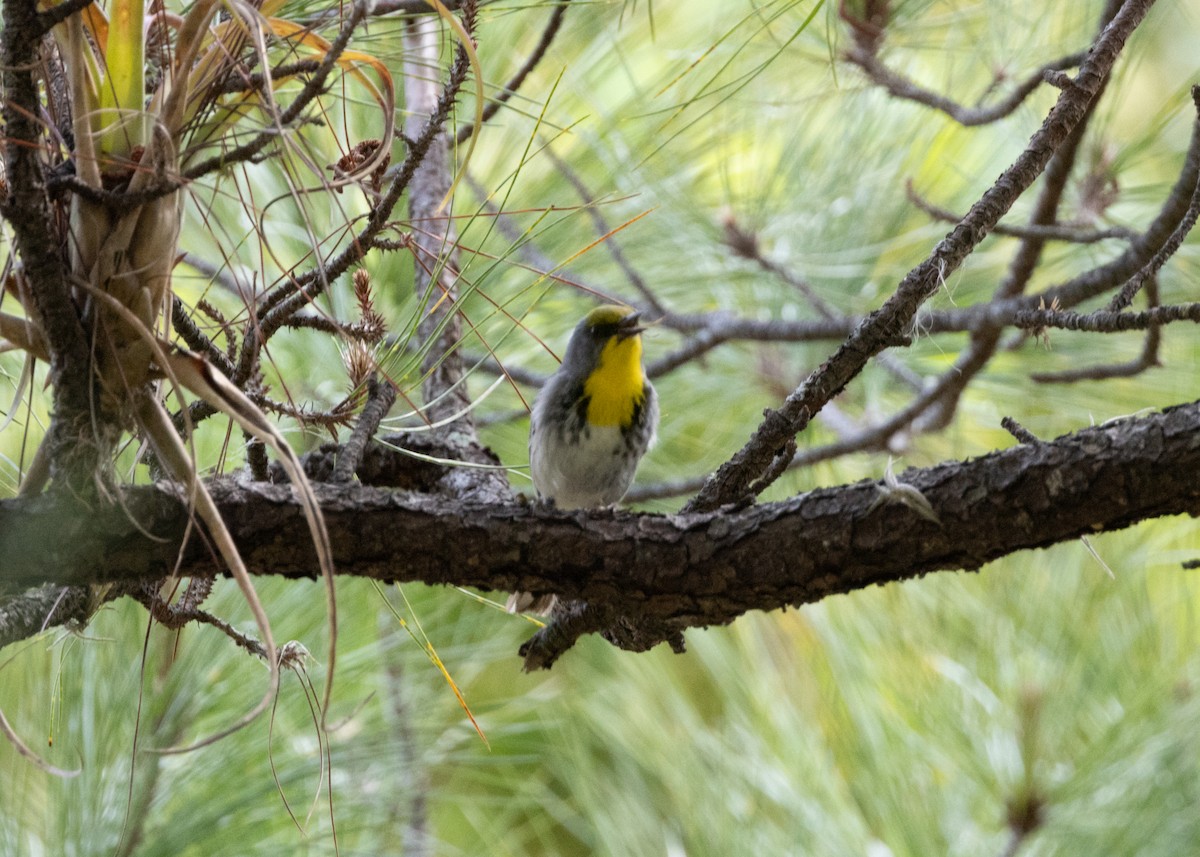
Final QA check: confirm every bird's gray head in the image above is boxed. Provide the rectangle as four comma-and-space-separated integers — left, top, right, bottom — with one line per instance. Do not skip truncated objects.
560, 304, 644, 378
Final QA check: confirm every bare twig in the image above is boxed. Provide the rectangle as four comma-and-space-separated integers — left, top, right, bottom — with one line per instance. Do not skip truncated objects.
1012, 300, 1199, 334
1033, 276, 1162, 383
845, 44, 1086, 127
332, 375, 396, 483
1107, 88, 1200, 311
519, 600, 615, 671
684, 0, 1157, 514
455, 0, 573, 144
915, 0, 1125, 432
1001, 416, 1039, 444
905, 180, 1136, 244
172, 297, 236, 377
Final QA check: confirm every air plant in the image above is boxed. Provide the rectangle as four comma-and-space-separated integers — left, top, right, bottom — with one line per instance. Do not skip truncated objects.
1, 0, 395, 751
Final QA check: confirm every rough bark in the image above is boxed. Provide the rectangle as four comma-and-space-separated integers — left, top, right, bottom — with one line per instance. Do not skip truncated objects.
4, 399, 1198, 652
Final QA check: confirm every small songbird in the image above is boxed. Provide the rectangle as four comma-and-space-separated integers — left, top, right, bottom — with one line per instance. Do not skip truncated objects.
507, 304, 659, 614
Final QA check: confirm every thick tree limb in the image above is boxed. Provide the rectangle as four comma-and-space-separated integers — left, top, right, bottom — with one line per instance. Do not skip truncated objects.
4, 400, 1200, 659
1, 0, 101, 487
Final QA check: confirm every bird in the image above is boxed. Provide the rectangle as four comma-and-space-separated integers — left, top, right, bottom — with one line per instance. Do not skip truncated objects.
507, 304, 659, 614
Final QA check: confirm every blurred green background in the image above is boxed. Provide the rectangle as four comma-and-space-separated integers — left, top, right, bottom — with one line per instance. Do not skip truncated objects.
3, 0, 1200, 854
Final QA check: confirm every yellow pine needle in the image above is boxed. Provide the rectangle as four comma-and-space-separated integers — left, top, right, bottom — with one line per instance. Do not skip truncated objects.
454, 587, 547, 627
423, 273, 457, 318
372, 582, 489, 748
558, 208, 656, 271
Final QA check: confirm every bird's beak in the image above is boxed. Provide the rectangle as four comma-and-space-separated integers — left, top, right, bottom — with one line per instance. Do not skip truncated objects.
616, 311, 645, 339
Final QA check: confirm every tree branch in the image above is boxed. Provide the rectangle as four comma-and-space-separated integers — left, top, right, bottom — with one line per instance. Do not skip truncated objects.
844, 41, 1086, 127
1, 0, 100, 487
4, 399, 1200, 661
683, 0, 1157, 514
454, 0, 572, 145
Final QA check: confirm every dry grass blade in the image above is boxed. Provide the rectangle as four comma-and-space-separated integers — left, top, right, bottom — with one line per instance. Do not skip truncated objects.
0, 313, 50, 361
375, 582, 489, 748
71, 281, 281, 751
166, 351, 340, 729
134, 393, 282, 753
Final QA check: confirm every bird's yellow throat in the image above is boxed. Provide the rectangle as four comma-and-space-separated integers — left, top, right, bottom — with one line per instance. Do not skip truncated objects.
583, 335, 645, 427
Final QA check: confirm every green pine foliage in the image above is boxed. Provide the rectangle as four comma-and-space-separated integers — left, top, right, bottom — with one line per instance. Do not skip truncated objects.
4, 0, 1200, 854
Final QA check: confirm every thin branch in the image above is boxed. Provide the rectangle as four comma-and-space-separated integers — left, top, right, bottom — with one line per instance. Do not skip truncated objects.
0, 582, 116, 648
1013, 300, 1199, 334
1108, 88, 1200, 311
683, 0, 1156, 514
211, 59, 322, 97
518, 600, 615, 671
45, 171, 183, 209
458, 351, 547, 387
844, 44, 1086, 127
634, 290, 1195, 504
1, 0, 100, 488
543, 147, 666, 315
169, 25, 474, 439
905, 179, 1137, 244
304, 0, 478, 23
913, 0, 1114, 435
136, 584, 269, 658
721, 213, 923, 391
1000, 416, 1040, 444
332, 375, 396, 483
563, 107, 1200, 352
282, 312, 385, 343
1032, 276, 1162, 383
34, 0, 95, 31
454, 0, 572, 145
240, 40, 474, 387
172, 297, 236, 377
646, 328, 728, 378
